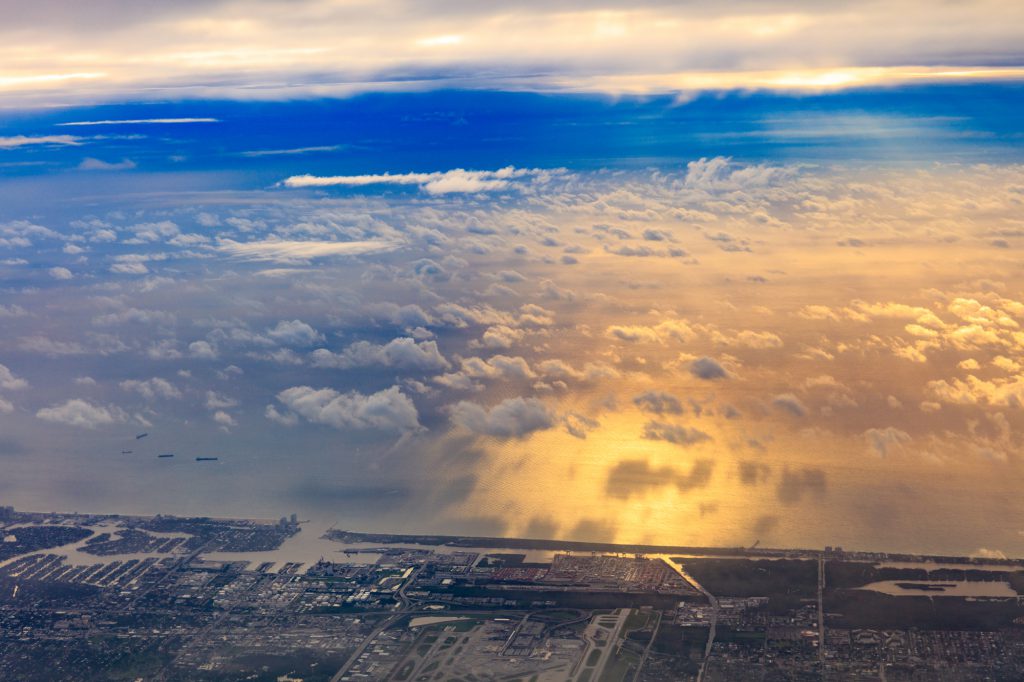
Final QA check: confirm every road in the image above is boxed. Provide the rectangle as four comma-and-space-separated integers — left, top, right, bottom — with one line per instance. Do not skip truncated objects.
329, 565, 423, 682
667, 559, 718, 682
818, 556, 826, 666
630, 610, 662, 682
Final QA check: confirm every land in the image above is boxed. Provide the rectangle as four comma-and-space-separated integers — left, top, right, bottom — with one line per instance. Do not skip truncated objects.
4, 507, 1024, 680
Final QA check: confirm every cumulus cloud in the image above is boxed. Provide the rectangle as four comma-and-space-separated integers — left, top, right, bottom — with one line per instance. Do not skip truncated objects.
36, 399, 125, 428
0, 364, 28, 390
266, 319, 324, 346
120, 377, 182, 400
633, 391, 684, 415
772, 393, 808, 417
48, 266, 73, 280
312, 338, 450, 371
642, 420, 712, 446
865, 427, 912, 457
449, 396, 554, 438
213, 410, 237, 428
479, 324, 526, 349
188, 340, 218, 359
273, 385, 421, 433
690, 357, 729, 380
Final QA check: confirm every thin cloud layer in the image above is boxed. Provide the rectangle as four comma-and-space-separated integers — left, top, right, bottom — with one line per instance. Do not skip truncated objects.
2, 1, 1023, 104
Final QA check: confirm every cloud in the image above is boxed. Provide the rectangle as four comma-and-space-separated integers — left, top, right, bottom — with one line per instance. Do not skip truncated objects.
633, 391, 684, 415
273, 385, 421, 433
120, 377, 182, 400
0, 364, 28, 390
642, 420, 712, 447
725, 330, 784, 349
4, 2, 1024, 106
265, 319, 324, 346
563, 412, 599, 439
213, 410, 237, 427
312, 338, 450, 371
188, 340, 218, 359
217, 238, 399, 263
77, 157, 137, 171
864, 427, 912, 457
48, 266, 73, 280
479, 324, 526, 349
281, 166, 558, 194
18, 335, 87, 356
239, 144, 343, 157
36, 399, 124, 429
690, 357, 729, 380
605, 319, 696, 344
110, 262, 148, 274
58, 118, 219, 126
458, 354, 534, 381
449, 396, 554, 438
772, 393, 807, 417
0, 135, 82, 148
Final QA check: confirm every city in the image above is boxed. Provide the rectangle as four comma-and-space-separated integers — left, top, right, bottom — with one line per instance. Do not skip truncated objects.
3, 506, 1024, 680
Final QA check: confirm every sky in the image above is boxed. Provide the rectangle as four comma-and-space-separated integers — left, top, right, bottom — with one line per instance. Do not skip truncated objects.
2, 1, 1024, 557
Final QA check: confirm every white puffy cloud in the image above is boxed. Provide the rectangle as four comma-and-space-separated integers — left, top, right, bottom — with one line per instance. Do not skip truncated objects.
449, 396, 554, 438
479, 325, 525, 349
188, 340, 218, 359
36, 399, 125, 428
48, 266, 73, 280
0, 364, 28, 390
120, 377, 181, 400
213, 410, 237, 427
311, 338, 450, 371
266, 319, 324, 346
273, 385, 421, 433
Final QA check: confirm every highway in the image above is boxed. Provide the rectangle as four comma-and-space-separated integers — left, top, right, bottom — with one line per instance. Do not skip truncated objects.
666, 558, 718, 682
329, 564, 423, 682
818, 556, 826, 666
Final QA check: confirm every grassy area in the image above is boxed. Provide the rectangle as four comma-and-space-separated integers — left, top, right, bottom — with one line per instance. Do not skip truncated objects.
598, 647, 641, 682
624, 609, 651, 632
586, 649, 602, 666
394, 660, 416, 680
682, 559, 817, 597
